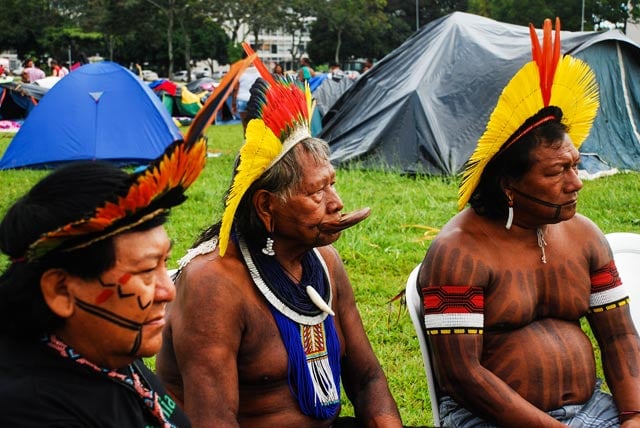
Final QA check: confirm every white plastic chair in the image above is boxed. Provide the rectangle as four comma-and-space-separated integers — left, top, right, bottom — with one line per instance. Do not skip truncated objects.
406, 263, 441, 427
605, 232, 640, 330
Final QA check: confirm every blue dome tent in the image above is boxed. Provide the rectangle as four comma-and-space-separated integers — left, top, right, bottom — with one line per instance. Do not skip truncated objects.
0, 61, 182, 169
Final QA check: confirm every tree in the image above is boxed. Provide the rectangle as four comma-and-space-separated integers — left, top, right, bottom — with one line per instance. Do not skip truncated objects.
281, 0, 318, 67
468, 0, 640, 31
144, 0, 192, 78
311, 0, 388, 64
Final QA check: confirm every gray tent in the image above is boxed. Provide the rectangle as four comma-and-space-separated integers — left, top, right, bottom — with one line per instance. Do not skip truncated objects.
320, 12, 640, 175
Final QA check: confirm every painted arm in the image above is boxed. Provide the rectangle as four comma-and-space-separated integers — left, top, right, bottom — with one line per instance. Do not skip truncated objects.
421, 237, 566, 427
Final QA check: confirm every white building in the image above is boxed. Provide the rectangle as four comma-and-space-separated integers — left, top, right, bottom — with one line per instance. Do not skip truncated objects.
233, 19, 314, 71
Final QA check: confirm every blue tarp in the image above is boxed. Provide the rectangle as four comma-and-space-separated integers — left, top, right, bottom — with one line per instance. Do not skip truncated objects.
0, 61, 182, 170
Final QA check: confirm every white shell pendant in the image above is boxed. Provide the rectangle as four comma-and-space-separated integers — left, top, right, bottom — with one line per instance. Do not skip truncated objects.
306, 285, 335, 316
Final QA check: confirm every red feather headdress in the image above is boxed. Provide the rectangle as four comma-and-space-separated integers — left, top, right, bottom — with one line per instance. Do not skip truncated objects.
218, 43, 314, 256
24, 56, 255, 261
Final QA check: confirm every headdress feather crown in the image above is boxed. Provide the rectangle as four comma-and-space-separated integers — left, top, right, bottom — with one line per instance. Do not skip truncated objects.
458, 18, 599, 211
23, 56, 256, 261
218, 42, 314, 256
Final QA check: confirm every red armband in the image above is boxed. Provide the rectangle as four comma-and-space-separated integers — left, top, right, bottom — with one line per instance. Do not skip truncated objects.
589, 260, 629, 313
422, 286, 484, 335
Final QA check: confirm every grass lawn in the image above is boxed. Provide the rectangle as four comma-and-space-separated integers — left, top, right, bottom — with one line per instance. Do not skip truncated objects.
0, 126, 639, 426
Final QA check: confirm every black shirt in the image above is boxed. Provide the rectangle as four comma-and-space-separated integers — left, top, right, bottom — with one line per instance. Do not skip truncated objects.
0, 334, 190, 427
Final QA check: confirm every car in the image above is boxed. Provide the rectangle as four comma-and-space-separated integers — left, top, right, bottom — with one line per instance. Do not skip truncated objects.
141, 69, 159, 81
194, 69, 211, 79
173, 70, 195, 82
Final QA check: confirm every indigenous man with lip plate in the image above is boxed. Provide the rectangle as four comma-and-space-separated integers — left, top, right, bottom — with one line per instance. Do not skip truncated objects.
157, 44, 404, 428
417, 18, 640, 428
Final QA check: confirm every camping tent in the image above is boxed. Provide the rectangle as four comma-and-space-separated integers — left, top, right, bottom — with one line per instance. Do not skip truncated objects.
0, 81, 48, 120
321, 12, 640, 175
0, 61, 182, 169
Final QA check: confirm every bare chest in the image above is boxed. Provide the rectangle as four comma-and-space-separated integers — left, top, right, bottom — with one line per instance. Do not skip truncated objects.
236, 285, 344, 388
483, 256, 591, 328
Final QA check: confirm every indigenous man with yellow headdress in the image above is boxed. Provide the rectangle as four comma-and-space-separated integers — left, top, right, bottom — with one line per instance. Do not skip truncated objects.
156, 45, 403, 428
417, 19, 640, 427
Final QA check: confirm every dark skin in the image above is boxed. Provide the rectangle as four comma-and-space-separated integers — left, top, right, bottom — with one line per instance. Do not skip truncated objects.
157, 149, 402, 428
419, 135, 640, 427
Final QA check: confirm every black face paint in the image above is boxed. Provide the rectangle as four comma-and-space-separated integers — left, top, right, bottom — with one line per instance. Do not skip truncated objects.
75, 297, 143, 356
510, 186, 575, 221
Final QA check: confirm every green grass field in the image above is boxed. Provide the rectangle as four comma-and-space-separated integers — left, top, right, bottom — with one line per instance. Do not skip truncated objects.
0, 126, 639, 426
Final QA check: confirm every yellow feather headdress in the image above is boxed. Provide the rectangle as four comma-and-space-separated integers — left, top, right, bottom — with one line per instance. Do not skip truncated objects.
23, 56, 255, 261
458, 18, 599, 211
218, 42, 314, 256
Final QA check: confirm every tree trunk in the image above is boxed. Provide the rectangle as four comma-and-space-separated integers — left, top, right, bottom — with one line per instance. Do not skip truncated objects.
334, 28, 342, 64
166, 3, 175, 79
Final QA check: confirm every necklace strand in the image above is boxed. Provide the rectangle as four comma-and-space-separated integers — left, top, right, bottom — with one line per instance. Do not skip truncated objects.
536, 227, 548, 264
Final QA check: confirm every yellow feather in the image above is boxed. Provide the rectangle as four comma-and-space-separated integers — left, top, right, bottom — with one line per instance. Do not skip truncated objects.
219, 119, 283, 256
458, 55, 599, 211
458, 62, 542, 210
550, 56, 599, 149
305, 81, 314, 119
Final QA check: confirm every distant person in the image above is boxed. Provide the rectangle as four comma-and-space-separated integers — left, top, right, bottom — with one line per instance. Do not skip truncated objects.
50, 59, 69, 78
362, 58, 373, 73
298, 56, 315, 82
23, 59, 45, 83
328, 62, 345, 81
272, 62, 285, 76
231, 55, 260, 133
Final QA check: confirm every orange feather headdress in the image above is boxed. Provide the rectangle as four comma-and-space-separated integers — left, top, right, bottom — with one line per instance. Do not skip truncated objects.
458, 18, 599, 211
218, 42, 314, 256
24, 56, 255, 261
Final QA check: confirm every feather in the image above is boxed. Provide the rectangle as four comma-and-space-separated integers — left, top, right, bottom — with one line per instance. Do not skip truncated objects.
21, 55, 260, 260
242, 42, 276, 86
219, 119, 282, 255
458, 19, 599, 211
218, 45, 313, 256
184, 54, 256, 146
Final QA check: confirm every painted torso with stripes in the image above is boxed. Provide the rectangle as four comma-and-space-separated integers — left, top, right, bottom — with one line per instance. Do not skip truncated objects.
420, 210, 629, 412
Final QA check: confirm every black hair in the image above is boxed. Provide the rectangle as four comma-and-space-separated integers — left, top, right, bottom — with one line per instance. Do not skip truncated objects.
0, 161, 168, 337
470, 106, 568, 218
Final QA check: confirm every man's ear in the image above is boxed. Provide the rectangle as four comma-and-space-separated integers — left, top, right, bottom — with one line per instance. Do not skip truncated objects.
499, 176, 512, 192
253, 189, 275, 233
40, 269, 75, 318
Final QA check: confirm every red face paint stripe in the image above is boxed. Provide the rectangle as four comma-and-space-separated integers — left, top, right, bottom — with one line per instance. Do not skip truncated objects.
95, 289, 114, 305
118, 272, 132, 284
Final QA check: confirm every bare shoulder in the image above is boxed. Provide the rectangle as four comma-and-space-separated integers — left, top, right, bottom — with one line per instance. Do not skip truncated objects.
316, 245, 342, 269
420, 210, 494, 287
172, 242, 249, 323
560, 213, 611, 268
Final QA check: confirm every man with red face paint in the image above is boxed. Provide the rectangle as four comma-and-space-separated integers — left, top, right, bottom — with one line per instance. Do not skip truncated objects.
0, 133, 206, 426
417, 19, 640, 427
157, 47, 403, 428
